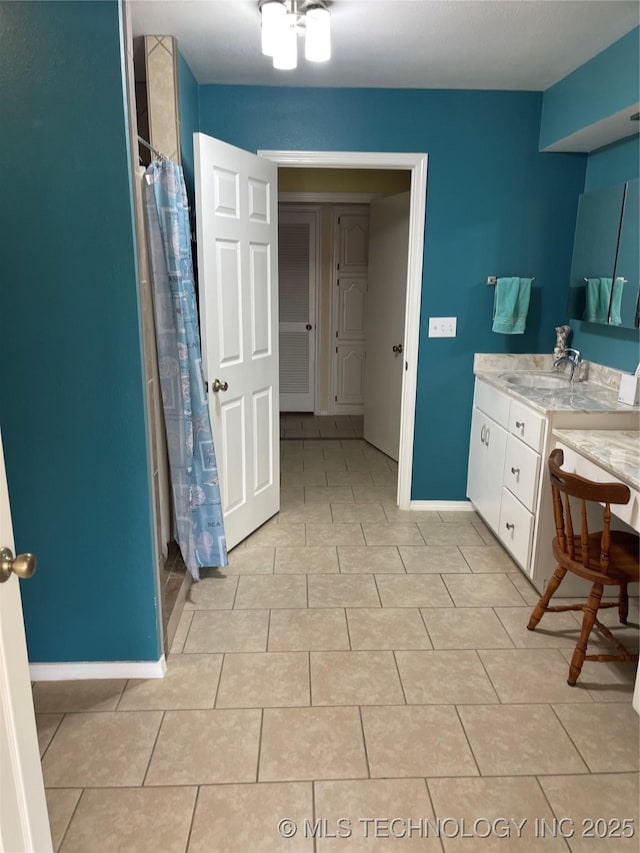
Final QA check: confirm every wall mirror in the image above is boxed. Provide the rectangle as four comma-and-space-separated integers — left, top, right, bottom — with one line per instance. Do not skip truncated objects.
567, 178, 639, 329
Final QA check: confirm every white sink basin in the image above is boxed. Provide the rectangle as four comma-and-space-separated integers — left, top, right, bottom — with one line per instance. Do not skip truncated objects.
502, 371, 571, 390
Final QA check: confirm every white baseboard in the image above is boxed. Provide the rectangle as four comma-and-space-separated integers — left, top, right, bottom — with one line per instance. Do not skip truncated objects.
410, 500, 474, 511
29, 656, 167, 681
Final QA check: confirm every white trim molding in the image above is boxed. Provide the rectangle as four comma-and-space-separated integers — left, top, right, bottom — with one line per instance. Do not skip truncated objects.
259, 150, 428, 511
410, 500, 475, 512
29, 656, 167, 681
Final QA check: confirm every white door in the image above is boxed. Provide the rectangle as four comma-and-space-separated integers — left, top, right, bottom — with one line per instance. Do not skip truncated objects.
332, 208, 369, 414
278, 206, 318, 412
364, 192, 410, 460
194, 133, 280, 550
0, 430, 52, 853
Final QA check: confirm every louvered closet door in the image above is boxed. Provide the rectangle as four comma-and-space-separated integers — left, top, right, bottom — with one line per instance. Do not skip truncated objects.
278, 208, 317, 412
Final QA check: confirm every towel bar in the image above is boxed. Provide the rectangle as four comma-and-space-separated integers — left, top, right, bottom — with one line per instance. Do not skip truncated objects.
487, 276, 535, 285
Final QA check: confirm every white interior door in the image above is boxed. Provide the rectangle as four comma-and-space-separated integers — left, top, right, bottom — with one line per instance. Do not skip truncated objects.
278, 207, 317, 412
194, 133, 280, 550
0, 430, 52, 853
364, 192, 410, 461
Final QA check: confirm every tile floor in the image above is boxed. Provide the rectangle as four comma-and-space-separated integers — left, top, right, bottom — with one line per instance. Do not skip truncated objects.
36, 438, 639, 852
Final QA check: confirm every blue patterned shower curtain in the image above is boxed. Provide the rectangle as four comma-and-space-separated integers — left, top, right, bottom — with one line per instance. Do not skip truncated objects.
143, 160, 228, 580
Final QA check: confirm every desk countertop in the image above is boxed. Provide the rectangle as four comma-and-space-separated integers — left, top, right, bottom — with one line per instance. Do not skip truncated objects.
552, 429, 640, 491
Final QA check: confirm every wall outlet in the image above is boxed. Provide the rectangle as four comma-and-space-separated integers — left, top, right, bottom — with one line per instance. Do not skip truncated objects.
428, 316, 457, 338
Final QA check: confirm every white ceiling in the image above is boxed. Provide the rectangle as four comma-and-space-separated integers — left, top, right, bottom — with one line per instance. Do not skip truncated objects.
129, 0, 639, 90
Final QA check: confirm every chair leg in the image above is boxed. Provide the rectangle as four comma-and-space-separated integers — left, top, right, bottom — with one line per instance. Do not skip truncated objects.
618, 583, 629, 625
527, 565, 567, 630
568, 582, 603, 686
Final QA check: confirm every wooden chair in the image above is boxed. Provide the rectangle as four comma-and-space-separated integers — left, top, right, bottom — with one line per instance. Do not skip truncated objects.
528, 448, 639, 686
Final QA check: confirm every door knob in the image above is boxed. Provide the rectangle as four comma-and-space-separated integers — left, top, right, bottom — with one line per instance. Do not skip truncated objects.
392, 344, 403, 354
0, 547, 37, 584
211, 379, 229, 393
306, 324, 312, 331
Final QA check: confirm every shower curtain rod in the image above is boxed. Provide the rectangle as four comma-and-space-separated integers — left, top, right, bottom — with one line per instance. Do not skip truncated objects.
138, 135, 168, 161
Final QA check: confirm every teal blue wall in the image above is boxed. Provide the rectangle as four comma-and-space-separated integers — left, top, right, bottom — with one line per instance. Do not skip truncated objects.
570, 135, 640, 371
540, 27, 640, 150
178, 51, 199, 206
198, 86, 586, 499
0, 1, 160, 662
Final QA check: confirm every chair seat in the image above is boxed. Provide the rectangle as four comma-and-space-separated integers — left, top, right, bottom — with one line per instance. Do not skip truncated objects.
553, 529, 640, 584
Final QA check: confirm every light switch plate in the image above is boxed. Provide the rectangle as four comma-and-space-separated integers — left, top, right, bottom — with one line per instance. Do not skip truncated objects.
428, 317, 457, 338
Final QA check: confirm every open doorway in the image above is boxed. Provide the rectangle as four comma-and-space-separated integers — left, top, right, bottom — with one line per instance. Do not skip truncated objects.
258, 151, 427, 509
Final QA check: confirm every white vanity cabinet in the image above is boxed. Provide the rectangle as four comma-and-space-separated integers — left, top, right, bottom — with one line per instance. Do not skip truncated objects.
467, 375, 639, 595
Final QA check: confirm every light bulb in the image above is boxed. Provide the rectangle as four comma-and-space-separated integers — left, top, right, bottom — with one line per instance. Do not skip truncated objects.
273, 12, 298, 70
261, 1, 286, 57
305, 5, 330, 62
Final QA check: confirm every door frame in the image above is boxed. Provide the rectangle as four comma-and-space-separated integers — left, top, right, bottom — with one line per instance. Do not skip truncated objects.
277, 203, 322, 414
259, 151, 428, 510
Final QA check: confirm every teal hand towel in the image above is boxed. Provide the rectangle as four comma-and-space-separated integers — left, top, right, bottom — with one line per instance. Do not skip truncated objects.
492, 277, 532, 334
609, 278, 623, 326
584, 277, 614, 324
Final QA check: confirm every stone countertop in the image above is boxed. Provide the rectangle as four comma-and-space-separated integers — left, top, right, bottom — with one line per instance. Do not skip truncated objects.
552, 429, 640, 491
473, 354, 636, 415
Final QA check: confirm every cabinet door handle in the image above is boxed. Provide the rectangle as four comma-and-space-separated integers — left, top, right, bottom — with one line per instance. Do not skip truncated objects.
505, 522, 515, 531
515, 420, 525, 429
510, 467, 520, 476
480, 425, 486, 445
485, 427, 490, 447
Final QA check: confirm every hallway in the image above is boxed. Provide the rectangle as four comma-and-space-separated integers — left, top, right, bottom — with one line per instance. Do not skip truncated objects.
35, 437, 639, 851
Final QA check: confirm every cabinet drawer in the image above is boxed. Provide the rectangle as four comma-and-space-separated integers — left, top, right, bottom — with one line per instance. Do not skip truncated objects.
475, 380, 510, 428
509, 400, 545, 452
499, 488, 534, 573
504, 435, 541, 512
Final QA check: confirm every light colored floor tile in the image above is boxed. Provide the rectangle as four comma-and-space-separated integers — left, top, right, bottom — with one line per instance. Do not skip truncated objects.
59, 787, 196, 853
305, 486, 354, 503
421, 607, 514, 650
338, 546, 405, 574
32, 680, 126, 713
216, 652, 310, 708
42, 711, 162, 787
495, 606, 592, 649
146, 708, 261, 785
169, 609, 194, 654
371, 470, 398, 486
281, 471, 328, 487
479, 649, 594, 703
472, 519, 499, 544
399, 545, 470, 574
458, 704, 589, 776
352, 486, 397, 504
281, 457, 303, 472
243, 523, 306, 548
552, 703, 640, 772
327, 471, 374, 486
306, 523, 365, 546
558, 650, 638, 702
331, 503, 387, 523
36, 713, 63, 757
539, 773, 640, 853
259, 707, 368, 781
315, 778, 440, 852
508, 571, 543, 605
280, 486, 305, 507
118, 654, 223, 710
375, 574, 454, 607
189, 782, 314, 853
362, 523, 425, 546
396, 650, 499, 704
277, 504, 333, 524
303, 459, 348, 473
439, 510, 481, 523
428, 776, 567, 851
225, 547, 276, 574
417, 522, 485, 546
184, 610, 269, 653
311, 651, 405, 705
308, 575, 381, 608
235, 575, 307, 609
347, 456, 390, 472
45, 788, 81, 852
362, 705, 478, 778
383, 507, 440, 522
347, 609, 432, 650
275, 546, 339, 574
459, 545, 519, 573
442, 574, 527, 607
184, 575, 238, 610
269, 608, 350, 651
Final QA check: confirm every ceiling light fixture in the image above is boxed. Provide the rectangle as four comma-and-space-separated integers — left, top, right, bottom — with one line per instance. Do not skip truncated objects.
260, 1, 331, 71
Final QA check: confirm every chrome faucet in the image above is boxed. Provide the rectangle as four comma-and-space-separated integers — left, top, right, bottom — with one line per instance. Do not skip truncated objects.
553, 347, 582, 384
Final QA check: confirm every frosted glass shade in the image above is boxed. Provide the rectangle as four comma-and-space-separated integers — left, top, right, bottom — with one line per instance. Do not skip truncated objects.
261, 1, 286, 57
305, 6, 331, 62
273, 13, 298, 69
